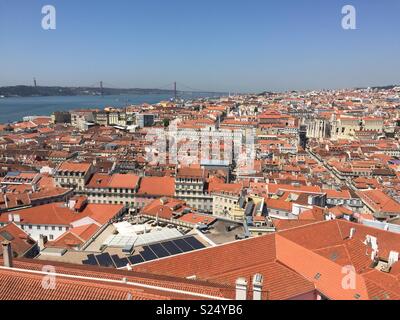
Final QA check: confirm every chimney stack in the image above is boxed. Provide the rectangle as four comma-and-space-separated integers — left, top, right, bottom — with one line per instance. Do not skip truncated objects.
38, 235, 48, 251
252, 274, 264, 300
2, 241, 13, 268
349, 228, 356, 239
235, 278, 248, 300
388, 251, 399, 267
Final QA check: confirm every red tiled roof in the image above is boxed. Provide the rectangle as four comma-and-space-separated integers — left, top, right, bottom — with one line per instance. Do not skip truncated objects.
298, 207, 325, 221
86, 174, 140, 189
58, 162, 92, 173
357, 190, 400, 214
133, 220, 400, 300
323, 189, 352, 199
0, 223, 36, 257
178, 213, 216, 226
137, 176, 175, 197
142, 198, 187, 220
0, 203, 123, 227
267, 183, 323, 194
273, 219, 318, 231
47, 223, 101, 249
86, 173, 112, 188
0, 259, 232, 300
265, 198, 293, 212
208, 182, 243, 195
108, 174, 140, 189
177, 167, 204, 179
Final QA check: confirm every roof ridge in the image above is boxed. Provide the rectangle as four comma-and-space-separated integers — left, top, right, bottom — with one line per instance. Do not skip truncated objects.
0, 265, 228, 300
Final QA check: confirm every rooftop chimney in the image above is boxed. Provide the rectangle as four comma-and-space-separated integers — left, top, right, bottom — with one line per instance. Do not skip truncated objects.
349, 228, 356, 239
38, 235, 48, 251
68, 198, 77, 210
2, 241, 13, 268
252, 274, 264, 300
389, 251, 399, 267
235, 278, 248, 300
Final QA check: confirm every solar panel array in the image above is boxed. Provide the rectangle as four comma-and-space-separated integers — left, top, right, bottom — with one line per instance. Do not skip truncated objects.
82, 236, 206, 268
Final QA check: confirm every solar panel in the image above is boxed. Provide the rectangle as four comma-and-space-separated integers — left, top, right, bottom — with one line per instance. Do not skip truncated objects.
149, 243, 170, 258
128, 255, 144, 264
95, 253, 115, 268
183, 236, 205, 250
140, 247, 158, 261
173, 239, 193, 252
111, 255, 129, 268
82, 254, 98, 266
87, 254, 98, 265
0, 231, 14, 241
6, 171, 20, 177
161, 241, 182, 255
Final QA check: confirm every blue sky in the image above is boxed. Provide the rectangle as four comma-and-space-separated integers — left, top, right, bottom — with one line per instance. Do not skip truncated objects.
0, 0, 399, 92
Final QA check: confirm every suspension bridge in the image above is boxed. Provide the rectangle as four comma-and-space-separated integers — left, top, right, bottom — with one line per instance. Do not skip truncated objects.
76, 80, 227, 101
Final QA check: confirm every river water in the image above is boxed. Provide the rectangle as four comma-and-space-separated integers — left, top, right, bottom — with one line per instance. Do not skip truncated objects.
0, 92, 221, 123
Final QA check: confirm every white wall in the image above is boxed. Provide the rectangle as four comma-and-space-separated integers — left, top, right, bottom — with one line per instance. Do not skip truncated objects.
18, 223, 68, 241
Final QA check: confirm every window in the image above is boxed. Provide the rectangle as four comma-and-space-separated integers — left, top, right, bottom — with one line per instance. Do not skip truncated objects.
49, 235, 54, 240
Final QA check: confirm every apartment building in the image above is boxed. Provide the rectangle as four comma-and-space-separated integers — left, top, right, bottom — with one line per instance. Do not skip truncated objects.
55, 162, 95, 193
324, 189, 363, 209
94, 109, 130, 127
71, 110, 95, 131
85, 173, 140, 208
174, 167, 213, 212
331, 115, 384, 141
211, 183, 244, 220
357, 189, 400, 221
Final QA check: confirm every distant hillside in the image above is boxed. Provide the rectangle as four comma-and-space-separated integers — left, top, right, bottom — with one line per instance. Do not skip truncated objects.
356, 84, 399, 90
0, 86, 174, 97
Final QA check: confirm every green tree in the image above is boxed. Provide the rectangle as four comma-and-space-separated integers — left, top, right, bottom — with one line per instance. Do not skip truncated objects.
163, 118, 170, 127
